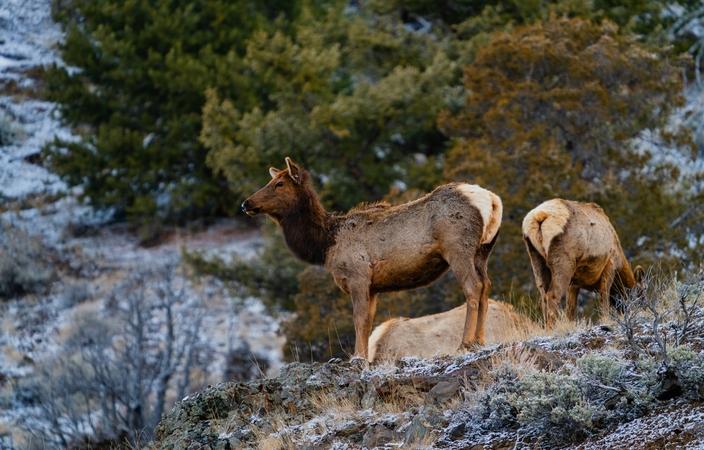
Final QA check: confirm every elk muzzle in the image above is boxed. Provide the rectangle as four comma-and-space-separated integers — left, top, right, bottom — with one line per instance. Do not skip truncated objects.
241, 199, 260, 216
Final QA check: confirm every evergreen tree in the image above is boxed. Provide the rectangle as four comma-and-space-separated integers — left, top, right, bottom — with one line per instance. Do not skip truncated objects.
439, 17, 700, 297
43, 0, 304, 222
202, 2, 459, 210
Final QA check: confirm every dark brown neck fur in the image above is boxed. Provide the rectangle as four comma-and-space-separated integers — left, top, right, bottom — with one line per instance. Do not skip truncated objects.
275, 185, 338, 265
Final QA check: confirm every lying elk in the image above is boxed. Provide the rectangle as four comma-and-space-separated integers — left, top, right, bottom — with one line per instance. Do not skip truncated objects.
522, 199, 643, 326
368, 299, 535, 363
242, 157, 503, 358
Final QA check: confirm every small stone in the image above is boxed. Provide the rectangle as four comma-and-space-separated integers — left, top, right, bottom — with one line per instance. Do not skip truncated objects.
362, 424, 397, 447
428, 379, 460, 404
447, 421, 466, 439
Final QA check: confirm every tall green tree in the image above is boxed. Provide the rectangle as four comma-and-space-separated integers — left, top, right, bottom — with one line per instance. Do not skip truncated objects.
44, 0, 304, 222
202, 3, 460, 210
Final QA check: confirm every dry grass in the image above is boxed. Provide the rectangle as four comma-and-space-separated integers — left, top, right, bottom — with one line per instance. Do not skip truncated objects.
249, 414, 296, 450
404, 430, 440, 449
374, 383, 425, 414
308, 390, 358, 417
491, 345, 540, 378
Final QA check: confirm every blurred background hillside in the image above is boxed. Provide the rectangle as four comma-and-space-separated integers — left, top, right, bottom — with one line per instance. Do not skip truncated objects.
1, 0, 704, 447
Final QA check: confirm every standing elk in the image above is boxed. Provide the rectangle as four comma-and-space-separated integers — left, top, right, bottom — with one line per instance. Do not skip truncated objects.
242, 157, 503, 359
522, 199, 642, 326
367, 299, 535, 363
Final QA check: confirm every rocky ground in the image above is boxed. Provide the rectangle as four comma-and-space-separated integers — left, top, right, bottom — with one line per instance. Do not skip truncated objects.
154, 283, 704, 450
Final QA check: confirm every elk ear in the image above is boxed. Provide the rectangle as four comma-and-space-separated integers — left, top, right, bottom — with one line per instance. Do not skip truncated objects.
634, 265, 645, 284
269, 167, 282, 179
285, 157, 302, 184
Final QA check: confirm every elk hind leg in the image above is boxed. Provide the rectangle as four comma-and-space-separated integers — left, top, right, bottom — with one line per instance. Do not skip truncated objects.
524, 237, 552, 325
566, 285, 580, 321
598, 259, 616, 321
473, 238, 497, 343
544, 258, 574, 329
449, 259, 484, 349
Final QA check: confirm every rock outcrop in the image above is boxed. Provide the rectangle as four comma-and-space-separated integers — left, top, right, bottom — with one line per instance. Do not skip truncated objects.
154, 321, 704, 449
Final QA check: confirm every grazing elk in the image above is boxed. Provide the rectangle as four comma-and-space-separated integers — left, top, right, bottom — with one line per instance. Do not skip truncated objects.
242, 157, 503, 359
522, 199, 642, 326
368, 299, 534, 363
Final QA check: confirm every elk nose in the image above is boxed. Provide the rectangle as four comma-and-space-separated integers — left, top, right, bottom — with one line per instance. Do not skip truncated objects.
241, 200, 250, 212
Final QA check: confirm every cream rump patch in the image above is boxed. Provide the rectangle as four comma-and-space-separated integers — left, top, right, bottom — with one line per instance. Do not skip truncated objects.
522, 199, 571, 258
367, 319, 397, 363
456, 184, 503, 244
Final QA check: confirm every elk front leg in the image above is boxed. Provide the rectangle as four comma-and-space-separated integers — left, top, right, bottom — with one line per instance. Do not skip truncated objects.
350, 285, 374, 359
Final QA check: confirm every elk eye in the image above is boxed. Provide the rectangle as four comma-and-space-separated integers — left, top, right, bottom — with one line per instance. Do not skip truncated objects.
275, 181, 284, 188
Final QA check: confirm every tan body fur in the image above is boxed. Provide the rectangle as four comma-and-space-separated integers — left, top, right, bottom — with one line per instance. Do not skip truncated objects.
522, 199, 638, 326
242, 158, 503, 359
368, 299, 533, 363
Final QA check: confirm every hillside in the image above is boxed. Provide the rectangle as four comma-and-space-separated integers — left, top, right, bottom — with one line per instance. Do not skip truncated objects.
154, 276, 704, 449
2, 0, 704, 448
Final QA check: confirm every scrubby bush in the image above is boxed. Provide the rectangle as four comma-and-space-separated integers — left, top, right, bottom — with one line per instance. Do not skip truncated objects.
668, 346, 704, 399
18, 265, 210, 447
458, 272, 704, 447
576, 352, 625, 386
480, 371, 595, 444
0, 222, 55, 299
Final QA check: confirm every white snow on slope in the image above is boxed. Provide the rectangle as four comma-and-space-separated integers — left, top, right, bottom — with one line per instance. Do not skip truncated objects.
0, 1, 284, 447
0, 0, 72, 199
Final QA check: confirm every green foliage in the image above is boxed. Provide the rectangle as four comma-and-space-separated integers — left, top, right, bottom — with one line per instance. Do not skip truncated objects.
512, 373, 594, 438
370, 0, 681, 36
577, 352, 625, 385
203, 2, 458, 210
477, 367, 595, 444
43, 0, 306, 222
439, 17, 698, 298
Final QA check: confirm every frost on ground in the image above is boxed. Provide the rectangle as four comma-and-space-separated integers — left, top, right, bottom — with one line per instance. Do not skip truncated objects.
0, 0, 73, 201
153, 273, 704, 450
0, 218, 284, 447
0, 0, 285, 446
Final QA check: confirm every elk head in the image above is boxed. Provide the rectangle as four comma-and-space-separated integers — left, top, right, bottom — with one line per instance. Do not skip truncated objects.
241, 157, 310, 219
